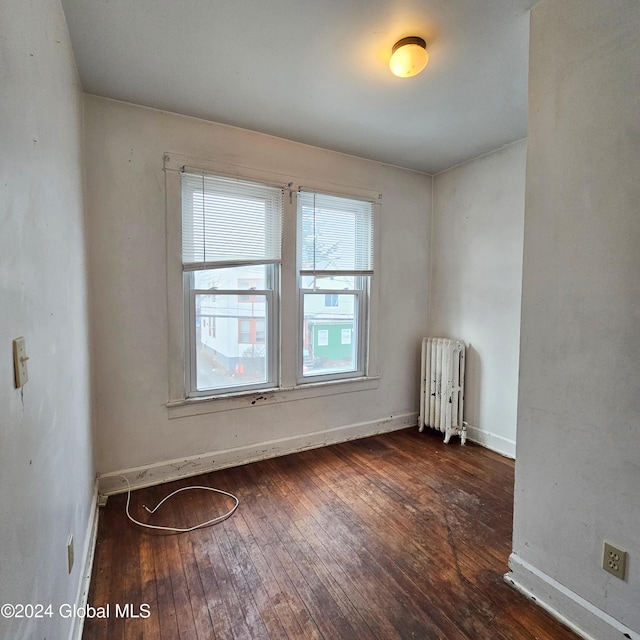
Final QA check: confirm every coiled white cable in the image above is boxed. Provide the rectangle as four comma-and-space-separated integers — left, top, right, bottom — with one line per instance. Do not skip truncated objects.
118, 475, 239, 533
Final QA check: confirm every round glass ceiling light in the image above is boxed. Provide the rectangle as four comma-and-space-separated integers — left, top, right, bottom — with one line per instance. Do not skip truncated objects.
389, 36, 429, 78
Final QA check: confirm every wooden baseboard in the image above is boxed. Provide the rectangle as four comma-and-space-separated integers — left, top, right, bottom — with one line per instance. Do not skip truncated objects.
465, 423, 516, 458
98, 413, 416, 496
68, 485, 100, 640
505, 553, 639, 640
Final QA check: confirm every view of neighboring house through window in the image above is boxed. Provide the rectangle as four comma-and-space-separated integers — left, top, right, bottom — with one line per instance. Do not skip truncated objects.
179, 168, 376, 397
182, 171, 282, 396
298, 190, 374, 381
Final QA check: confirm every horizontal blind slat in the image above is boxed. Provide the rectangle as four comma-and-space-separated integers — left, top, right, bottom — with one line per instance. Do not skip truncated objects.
182, 172, 283, 267
298, 190, 374, 273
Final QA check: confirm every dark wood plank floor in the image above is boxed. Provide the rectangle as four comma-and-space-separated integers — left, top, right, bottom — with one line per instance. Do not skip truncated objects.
83, 428, 579, 640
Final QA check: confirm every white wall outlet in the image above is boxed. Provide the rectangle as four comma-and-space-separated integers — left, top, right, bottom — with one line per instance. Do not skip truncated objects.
603, 541, 627, 580
13, 337, 29, 388
67, 535, 74, 574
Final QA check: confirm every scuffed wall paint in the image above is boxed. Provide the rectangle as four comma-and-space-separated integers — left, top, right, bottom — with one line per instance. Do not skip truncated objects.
512, 0, 640, 636
83, 96, 432, 476
431, 140, 526, 456
0, 1, 94, 639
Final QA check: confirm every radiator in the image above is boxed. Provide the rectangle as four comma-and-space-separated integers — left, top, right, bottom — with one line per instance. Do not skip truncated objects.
418, 337, 466, 444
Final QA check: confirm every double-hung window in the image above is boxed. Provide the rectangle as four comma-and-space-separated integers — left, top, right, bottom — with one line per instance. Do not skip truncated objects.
172, 156, 378, 403
181, 171, 283, 396
298, 190, 374, 382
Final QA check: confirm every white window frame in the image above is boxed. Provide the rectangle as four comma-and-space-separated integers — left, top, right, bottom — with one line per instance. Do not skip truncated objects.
164, 152, 381, 411
180, 168, 283, 397
296, 189, 375, 384
183, 265, 279, 397
298, 285, 368, 382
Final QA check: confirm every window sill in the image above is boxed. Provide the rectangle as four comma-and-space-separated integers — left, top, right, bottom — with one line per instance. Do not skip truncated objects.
166, 376, 380, 420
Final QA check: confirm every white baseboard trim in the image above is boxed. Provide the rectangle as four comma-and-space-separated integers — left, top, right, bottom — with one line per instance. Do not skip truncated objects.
505, 553, 639, 640
98, 413, 416, 496
465, 423, 515, 458
69, 484, 100, 640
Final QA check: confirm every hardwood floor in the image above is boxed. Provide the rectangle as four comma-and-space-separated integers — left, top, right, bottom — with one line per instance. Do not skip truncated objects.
83, 428, 579, 640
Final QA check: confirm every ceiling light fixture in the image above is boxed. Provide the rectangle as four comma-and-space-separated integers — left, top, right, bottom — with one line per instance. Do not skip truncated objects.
389, 36, 429, 78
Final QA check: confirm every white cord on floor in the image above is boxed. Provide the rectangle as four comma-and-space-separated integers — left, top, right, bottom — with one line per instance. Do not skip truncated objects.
118, 475, 239, 533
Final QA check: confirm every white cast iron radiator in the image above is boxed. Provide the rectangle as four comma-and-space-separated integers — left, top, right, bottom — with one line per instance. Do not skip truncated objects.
418, 337, 466, 444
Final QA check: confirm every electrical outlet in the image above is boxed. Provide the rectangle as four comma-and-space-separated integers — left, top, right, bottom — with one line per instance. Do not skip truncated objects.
67, 535, 74, 574
603, 541, 627, 580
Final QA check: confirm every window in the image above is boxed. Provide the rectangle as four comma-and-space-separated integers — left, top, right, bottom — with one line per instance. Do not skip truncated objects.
169, 153, 380, 405
298, 190, 374, 381
238, 319, 251, 343
182, 171, 282, 396
324, 293, 339, 307
204, 317, 216, 338
238, 280, 251, 302
255, 319, 266, 343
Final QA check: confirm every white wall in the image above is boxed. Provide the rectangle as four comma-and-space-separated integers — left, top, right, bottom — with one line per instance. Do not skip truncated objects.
431, 140, 526, 457
508, 1, 640, 638
0, 2, 95, 640
83, 96, 432, 486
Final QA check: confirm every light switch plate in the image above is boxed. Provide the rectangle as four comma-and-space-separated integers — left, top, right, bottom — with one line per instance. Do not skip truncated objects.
67, 535, 74, 574
13, 337, 29, 388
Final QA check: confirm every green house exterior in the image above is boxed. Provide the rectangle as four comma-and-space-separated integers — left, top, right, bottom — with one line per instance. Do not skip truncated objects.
312, 322, 354, 365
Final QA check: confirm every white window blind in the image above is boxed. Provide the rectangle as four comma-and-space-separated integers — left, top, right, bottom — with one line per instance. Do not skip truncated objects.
298, 190, 374, 275
182, 171, 283, 270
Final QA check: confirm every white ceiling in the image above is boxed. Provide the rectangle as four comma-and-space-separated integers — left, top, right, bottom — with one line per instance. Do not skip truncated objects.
60, 0, 536, 174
